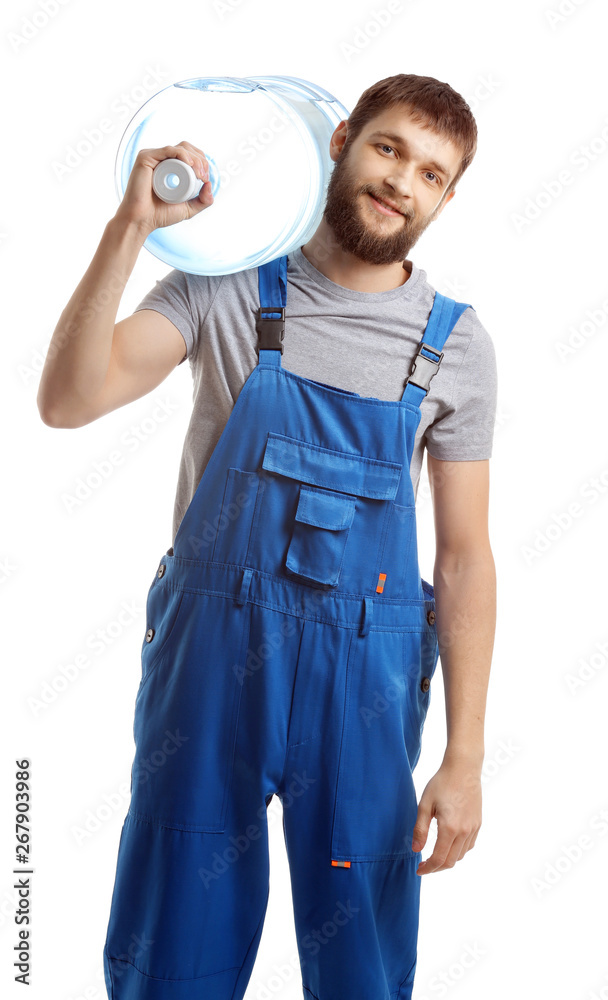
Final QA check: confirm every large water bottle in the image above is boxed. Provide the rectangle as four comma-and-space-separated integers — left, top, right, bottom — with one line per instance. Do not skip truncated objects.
114, 75, 350, 276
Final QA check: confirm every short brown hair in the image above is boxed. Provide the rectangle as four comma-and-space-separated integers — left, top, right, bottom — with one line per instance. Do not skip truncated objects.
343, 73, 478, 194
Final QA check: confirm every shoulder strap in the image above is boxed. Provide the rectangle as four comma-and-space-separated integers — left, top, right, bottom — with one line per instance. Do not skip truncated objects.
256, 255, 288, 366
257, 257, 474, 404
401, 291, 473, 405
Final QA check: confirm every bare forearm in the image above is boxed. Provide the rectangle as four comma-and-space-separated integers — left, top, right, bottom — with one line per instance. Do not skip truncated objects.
432, 550, 496, 771
37, 216, 150, 426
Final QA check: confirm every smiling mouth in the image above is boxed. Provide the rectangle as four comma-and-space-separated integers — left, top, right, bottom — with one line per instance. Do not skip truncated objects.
368, 192, 404, 216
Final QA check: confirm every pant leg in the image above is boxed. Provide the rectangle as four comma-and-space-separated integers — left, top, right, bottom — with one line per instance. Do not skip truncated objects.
279, 619, 423, 1000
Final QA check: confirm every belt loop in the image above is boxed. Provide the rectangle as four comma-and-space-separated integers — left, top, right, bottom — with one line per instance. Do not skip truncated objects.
235, 567, 253, 606
359, 596, 373, 637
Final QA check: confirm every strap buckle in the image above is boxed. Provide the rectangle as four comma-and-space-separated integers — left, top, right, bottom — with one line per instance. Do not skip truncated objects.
403, 341, 444, 394
256, 307, 285, 354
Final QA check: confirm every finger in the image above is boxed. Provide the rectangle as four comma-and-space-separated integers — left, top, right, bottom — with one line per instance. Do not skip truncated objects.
416, 830, 457, 874
176, 141, 209, 181
421, 831, 473, 873
441, 835, 470, 869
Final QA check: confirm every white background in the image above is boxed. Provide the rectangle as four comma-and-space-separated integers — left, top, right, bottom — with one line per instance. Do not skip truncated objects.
2, 0, 608, 997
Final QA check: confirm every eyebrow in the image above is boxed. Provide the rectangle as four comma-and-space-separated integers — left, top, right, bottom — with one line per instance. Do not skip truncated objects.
367, 130, 451, 183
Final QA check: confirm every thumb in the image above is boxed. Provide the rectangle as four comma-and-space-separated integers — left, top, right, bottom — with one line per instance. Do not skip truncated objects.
412, 795, 433, 852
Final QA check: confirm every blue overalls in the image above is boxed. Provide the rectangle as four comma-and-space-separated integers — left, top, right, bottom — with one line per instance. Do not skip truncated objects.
103, 254, 472, 1000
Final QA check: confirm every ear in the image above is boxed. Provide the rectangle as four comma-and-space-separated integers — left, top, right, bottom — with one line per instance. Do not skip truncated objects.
330, 120, 349, 162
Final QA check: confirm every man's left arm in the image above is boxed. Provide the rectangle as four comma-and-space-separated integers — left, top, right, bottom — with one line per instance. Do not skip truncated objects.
412, 455, 496, 873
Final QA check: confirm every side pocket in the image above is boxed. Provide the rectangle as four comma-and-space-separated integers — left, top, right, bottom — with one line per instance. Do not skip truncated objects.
330, 629, 419, 861
130, 593, 251, 832
211, 467, 260, 565
285, 484, 356, 587
402, 627, 439, 771
137, 584, 186, 700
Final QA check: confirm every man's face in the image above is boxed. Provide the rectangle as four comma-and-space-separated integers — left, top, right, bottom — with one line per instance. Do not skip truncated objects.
322, 106, 464, 265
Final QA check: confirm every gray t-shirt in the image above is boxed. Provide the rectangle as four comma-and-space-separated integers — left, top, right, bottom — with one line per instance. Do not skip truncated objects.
135, 246, 498, 546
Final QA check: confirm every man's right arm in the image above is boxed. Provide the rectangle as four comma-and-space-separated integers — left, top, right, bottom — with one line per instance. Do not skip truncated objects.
37, 141, 213, 428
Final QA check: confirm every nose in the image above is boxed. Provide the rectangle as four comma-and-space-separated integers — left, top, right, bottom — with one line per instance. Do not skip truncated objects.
383, 163, 415, 203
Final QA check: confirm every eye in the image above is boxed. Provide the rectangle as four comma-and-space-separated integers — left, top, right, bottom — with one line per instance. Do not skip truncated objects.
425, 171, 439, 184
377, 144, 395, 155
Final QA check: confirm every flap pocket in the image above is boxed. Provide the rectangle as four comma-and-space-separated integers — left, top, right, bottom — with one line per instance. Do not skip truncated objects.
261, 431, 401, 500
286, 485, 355, 588
295, 485, 356, 531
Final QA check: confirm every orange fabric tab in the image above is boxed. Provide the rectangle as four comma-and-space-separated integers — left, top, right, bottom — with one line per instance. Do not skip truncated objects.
331, 860, 351, 867
376, 573, 387, 594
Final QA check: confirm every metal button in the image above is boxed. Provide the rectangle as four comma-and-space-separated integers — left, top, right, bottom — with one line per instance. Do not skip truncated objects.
157, 564, 166, 579
421, 676, 431, 693
426, 609, 436, 625
145, 628, 155, 643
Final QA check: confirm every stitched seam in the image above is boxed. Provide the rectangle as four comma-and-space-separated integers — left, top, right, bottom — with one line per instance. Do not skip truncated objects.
189, 273, 226, 368
261, 364, 415, 409
443, 310, 474, 413
127, 809, 224, 833
229, 881, 270, 999
105, 953, 240, 982
104, 946, 115, 999
278, 621, 307, 786
265, 429, 403, 471
393, 952, 418, 994
160, 566, 433, 611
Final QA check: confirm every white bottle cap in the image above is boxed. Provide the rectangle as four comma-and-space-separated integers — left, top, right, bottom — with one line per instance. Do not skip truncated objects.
152, 158, 203, 203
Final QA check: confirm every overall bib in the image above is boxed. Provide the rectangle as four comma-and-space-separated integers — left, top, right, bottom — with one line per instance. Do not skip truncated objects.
103, 255, 472, 1000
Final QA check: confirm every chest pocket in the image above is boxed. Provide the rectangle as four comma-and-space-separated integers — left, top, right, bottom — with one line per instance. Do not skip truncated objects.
259, 432, 401, 589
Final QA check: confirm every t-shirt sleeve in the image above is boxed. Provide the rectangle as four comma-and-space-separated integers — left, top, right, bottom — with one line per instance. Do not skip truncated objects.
424, 309, 498, 461
133, 269, 218, 365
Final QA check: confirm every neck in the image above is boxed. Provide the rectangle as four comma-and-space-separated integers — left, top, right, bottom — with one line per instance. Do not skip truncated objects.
301, 221, 410, 292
